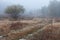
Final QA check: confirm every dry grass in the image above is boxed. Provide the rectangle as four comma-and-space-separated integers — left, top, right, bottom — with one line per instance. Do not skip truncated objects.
25, 23, 60, 40
0, 19, 44, 40
0, 18, 60, 40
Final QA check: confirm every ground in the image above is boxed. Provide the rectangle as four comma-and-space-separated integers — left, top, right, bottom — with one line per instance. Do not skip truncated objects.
0, 18, 60, 40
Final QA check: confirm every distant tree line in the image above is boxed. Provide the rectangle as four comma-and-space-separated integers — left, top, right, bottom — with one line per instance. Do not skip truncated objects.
41, 0, 60, 18
4, 0, 60, 21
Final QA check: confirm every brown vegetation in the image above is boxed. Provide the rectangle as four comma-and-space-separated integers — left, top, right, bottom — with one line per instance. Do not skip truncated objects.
0, 22, 10, 36
26, 23, 60, 40
0, 18, 60, 40
41, 23, 60, 40
10, 22, 29, 30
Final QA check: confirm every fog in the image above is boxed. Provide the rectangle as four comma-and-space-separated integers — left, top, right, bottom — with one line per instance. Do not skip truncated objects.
0, 0, 50, 12
0, 0, 60, 18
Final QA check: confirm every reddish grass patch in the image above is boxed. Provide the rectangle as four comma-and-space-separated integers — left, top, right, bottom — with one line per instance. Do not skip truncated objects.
10, 22, 28, 30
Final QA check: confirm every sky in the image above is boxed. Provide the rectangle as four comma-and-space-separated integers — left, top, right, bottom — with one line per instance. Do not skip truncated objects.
0, 0, 50, 11
0, 0, 60, 16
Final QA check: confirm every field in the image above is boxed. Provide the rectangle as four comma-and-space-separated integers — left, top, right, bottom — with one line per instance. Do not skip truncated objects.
0, 18, 60, 40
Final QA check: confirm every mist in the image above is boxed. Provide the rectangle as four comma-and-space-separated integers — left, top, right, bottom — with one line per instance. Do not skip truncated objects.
0, 0, 60, 18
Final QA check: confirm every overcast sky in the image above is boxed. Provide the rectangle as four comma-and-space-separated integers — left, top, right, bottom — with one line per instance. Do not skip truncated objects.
0, 0, 51, 10
0, 0, 60, 16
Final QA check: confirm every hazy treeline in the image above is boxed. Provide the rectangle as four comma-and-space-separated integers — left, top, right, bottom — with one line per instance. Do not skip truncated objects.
41, 0, 60, 18
0, 0, 60, 20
